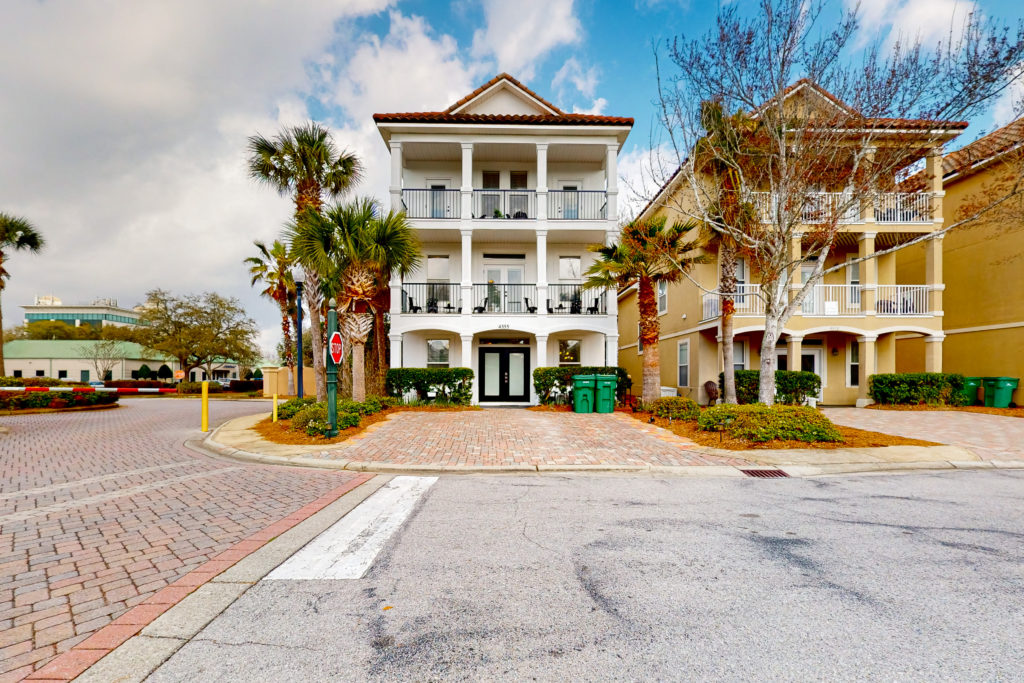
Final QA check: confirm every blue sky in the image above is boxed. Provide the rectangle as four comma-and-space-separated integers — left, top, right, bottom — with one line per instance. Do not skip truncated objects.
0, 0, 1021, 354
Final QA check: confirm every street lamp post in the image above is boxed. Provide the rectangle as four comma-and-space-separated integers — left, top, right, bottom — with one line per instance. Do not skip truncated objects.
293, 267, 306, 398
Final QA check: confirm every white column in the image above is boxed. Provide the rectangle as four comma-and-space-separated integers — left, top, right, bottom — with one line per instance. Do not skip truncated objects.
924, 335, 943, 373
536, 142, 548, 221
787, 335, 803, 371
535, 334, 549, 369
461, 142, 473, 220
605, 143, 618, 220
389, 141, 403, 212
390, 279, 403, 316
856, 335, 877, 407
605, 334, 619, 367
460, 334, 473, 369
926, 234, 943, 316
389, 334, 403, 369
536, 229, 548, 315
461, 229, 473, 315
858, 232, 876, 315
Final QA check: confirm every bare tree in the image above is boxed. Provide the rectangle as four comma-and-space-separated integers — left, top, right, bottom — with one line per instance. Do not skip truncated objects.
647, 0, 1024, 404
79, 339, 122, 382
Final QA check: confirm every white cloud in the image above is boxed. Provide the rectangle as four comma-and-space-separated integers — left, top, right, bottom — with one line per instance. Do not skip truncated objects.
990, 68, 1024, 127
573, 98, 608, 115
553, 57, 599, 99
850, 0, 977, 48
471, 0, 582, 80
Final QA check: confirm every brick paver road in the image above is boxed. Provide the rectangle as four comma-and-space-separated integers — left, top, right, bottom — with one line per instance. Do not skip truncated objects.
824, 408, 1024, 462
0, 399, 359, 682
331, 409, 750, 467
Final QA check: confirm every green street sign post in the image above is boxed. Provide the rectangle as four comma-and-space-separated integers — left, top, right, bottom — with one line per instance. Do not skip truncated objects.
326, 300, 341, 438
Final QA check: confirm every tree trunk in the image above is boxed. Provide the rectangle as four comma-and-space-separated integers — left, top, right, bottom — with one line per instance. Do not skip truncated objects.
281, 312, 295, 395
352, 341, 366, 402
759, 315, 781, 406
757, 276, 793, 405
719, 243, 738, 404
302, 273, 327, 402
0, 292, 5, 377
636, 275, 662, 406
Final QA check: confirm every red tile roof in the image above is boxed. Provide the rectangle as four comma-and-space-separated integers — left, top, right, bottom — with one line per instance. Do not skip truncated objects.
373, 73, 633, 127
902, 117, 1024, 189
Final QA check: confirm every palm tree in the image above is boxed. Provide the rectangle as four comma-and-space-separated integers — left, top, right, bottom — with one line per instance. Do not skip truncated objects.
584, 217, 709, 406
0, 213, 45, 376
244, 240, 296, 394
247, 122, 363, 399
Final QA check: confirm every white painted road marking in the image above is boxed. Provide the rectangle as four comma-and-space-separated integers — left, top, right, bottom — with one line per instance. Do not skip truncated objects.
264, 475, 438, 581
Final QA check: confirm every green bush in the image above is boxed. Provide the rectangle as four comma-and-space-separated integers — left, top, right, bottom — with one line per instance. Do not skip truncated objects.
338, 412, 361, 429
718, 370, 820, 405
386, 368, 474, 405
277, 396, 316, 419
532, 366, 632, 405
0, 390, 119, 411
868, 373, 967, 406
650, 396, 700, 421
0, 376, 85, 387
105, 380, 165, 389
176, 381, 222, 394
291, 402, 327, 433
379, 396, 401, 408
697, 404, 842, 443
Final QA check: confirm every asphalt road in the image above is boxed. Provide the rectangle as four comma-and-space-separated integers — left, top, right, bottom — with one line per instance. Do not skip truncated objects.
148, 470, 1024, 681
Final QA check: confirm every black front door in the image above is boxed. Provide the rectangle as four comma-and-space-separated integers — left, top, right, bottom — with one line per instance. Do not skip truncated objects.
478, 348, 530, 402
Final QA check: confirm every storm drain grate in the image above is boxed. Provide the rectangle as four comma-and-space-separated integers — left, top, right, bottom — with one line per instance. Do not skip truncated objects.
740, 468, 790, 478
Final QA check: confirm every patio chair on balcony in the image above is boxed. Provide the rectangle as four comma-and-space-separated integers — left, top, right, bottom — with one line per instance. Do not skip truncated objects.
426, 298, 439, 314
407, 296, 422, 314
586, 298, 601, 314
569, 298, 583, 315
523, 297, 538, 314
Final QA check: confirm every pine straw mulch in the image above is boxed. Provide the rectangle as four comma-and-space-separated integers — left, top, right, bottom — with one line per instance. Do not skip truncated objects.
866, 404, 1024, 419
252, 405, 481, 446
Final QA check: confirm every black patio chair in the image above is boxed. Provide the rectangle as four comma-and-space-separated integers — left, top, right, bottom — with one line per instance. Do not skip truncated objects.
524, 297, 538, 313
546, 299, 554, 314
586, 298, 600, 314
570, 298, 582, 315
426, 298, 439, 314
407, 295, 422, 314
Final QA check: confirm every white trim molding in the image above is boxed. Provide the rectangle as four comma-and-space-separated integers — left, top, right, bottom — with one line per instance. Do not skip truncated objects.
943, 320, 1024, 336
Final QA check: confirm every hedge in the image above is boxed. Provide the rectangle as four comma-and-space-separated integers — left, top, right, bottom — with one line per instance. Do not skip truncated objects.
868, 373, 967, 406
228, 380, 262, 393
651, 396, 700, 421
277, 396, 316, 419
105, 380, 165, 389
0, 376, 86, 387
0, 391, 119, 411
386, 368, 474, 405
697, 404, 842, 443
533, 366, 632, 405
176, 381, 222, 394
718, 370, 821, 405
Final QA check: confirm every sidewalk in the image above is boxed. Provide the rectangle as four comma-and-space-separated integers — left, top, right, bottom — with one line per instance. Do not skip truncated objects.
202, 409, 1010, 477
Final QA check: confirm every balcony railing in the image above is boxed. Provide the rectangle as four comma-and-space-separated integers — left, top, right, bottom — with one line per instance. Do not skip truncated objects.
801, 284, 862, 316
472, 190, 536, 219
548, 190, 607, 220
471, 283, 538, 314
401, 283, 462, 313
701, 284, 764, 320
876, 285, 930, 316
402, 189, 460, 219
547, 284, 607, 314
749, 191, 931, 224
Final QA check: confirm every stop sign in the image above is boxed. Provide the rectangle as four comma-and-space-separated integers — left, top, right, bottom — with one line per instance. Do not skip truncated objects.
329, 331, 344, 365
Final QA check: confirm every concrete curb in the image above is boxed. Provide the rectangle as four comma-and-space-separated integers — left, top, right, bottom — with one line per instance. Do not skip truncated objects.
201, 413, 1024, 478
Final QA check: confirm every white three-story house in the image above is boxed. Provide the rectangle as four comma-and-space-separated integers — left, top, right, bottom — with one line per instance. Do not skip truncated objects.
376, 74, 632, 404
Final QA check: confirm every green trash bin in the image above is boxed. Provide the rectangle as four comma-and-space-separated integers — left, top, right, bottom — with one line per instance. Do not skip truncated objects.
572, 374, 596, 413
961, 377, 983, 406
594, 374, 618, 414
983, 377, 1019, 408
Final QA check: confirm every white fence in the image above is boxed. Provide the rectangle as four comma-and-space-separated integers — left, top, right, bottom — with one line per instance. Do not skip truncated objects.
876, 285, 930, 315
801, 284, 862, 316
747, 191, 931, 224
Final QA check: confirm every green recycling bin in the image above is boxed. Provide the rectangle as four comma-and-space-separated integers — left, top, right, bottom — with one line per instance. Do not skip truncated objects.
961, 377, 983, 406
572, 374, 596, 413
594, 374, 618, 414
983, 377, 1019, 408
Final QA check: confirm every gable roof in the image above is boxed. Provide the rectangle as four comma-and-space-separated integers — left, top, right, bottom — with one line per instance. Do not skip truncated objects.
373, 73, 633, 128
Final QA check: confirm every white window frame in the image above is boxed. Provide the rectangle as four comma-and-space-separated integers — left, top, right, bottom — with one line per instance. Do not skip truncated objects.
426, 255, 450, 281
846, 258, 861, 307
426, 339, 450, 368
846, 339, 860, 388
558, 339, 582, 366
559, 256, 582, 282
732, 339, 747, 372
716, 257, 747, 289
677, 340, 690, 387
657, 280, 668, 315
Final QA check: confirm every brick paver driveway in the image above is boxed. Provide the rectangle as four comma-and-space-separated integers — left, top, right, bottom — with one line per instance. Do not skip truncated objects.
332, 409, 749, 468
824, 408, 1024, 462
0, 399, 359, 681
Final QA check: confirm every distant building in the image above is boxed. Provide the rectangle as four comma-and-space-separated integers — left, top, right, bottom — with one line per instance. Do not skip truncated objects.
2, 340, 178, 382
22, 296, 141, 329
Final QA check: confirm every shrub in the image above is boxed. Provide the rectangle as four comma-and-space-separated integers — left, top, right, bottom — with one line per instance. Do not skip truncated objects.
697, 404, 842, 443
718, 370, 820, 405
277, 396, 316, 419
105, 380, 165, 389
229, 380, 262, 393
176, 382, 222, 394
379, 396, 401, 408
338, 412, 361, 429
338, 399, 382, 416
0, 376, 84, 387
0, 390, 119, 411
386, 368, 474, 405
291, 402, 327, 433
650, 396, 700, 421
868, 373, 967, 406
532, 366, 632, 405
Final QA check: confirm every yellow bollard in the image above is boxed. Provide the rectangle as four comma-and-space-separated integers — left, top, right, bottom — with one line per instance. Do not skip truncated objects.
273, 394, 278, 422
201, 381, 209, 432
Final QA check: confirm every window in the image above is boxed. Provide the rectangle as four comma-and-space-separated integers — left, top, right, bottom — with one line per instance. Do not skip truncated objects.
81, 370, 90, 382
733, 340, 746, 372
36, 370, 45, 377
558, 339, 581, 366
510, 171, 527, 189
637, 323, 643, 354
13, 370, 22, 378
427, 339, 450, 368
657, 281, 669, 314
58, 370, 67, 379
677, 341, 690, 386
847, 259, 861, 306
849, 341, 860, 386
429, 183, 448, 219
559, 256, 581, 281
482, 171, 500, 189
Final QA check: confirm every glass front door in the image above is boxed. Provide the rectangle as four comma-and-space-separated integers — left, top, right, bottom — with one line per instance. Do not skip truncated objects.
483, 263, 525, 313
478, 348, 531, 402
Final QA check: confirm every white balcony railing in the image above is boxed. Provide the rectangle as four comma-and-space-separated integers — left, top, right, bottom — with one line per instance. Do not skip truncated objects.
801, 284, 862, 316
876, 285, 930, 316
701, 284, 764, 320
748, 191, 931, 224
874, 193, 932, 223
